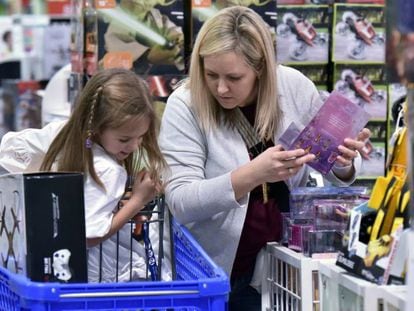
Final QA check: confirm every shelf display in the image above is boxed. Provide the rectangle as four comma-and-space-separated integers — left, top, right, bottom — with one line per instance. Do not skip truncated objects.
332, 4, 385, 62
191, 0, 277, 53
96, 0, 185, 75
276, 4, 330, 64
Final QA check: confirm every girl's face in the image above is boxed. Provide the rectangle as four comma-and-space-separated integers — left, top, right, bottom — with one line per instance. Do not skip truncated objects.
98, 116, 150, 161
203, 51, 258, 109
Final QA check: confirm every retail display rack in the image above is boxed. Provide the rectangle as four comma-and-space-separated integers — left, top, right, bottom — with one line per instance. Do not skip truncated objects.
262, 242, 321, 311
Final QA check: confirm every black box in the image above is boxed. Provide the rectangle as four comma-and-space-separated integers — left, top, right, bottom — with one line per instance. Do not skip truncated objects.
0, 172, 87, 283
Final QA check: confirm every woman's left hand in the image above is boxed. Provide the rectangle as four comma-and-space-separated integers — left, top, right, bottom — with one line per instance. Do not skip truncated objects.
336, 128, 371, 166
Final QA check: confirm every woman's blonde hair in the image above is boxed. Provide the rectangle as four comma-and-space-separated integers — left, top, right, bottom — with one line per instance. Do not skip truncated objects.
188, 5, 280, 141
40, 68, 166, 189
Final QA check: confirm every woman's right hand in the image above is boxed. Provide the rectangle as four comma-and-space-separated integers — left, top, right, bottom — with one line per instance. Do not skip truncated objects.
252, 144, 315, 183
231, 144, 315, 200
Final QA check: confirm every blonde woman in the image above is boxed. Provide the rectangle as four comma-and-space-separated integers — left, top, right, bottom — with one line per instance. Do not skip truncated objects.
159, 6, 370, 310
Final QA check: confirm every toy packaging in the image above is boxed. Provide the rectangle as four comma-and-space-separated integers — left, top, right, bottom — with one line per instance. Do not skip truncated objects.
83, 0, 98, 76
332, 4, 385, 62
145, 74, 186, 118
47, 0, 71, 14
336, 120, 410, 285
359, 141, 386, 178
333, 63, 387, 121
69, 0, 84, 74
0, 173, 87, 283
0, 17, 15, 62
313, 199, 360, 231
276, 5, 330, 64
96, 0, 185, 75
191, 0, 277, 51
42, 22, 72, 80
279, 91, 371, 175
1, 80, 42, 132
304, 230, 344, 258
290, 186, 368, 220
287, 186, 368, 254
336, 202, 408, 285
287, 220, 313, 251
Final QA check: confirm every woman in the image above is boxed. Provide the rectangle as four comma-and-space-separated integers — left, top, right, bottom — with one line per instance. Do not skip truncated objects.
159, 6, 370, 310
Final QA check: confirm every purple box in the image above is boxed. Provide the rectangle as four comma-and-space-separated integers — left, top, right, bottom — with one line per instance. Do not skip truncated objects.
279, 91, 371, 175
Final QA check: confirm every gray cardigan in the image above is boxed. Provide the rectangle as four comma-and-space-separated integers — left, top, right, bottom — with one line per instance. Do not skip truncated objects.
159, 65, 361, 275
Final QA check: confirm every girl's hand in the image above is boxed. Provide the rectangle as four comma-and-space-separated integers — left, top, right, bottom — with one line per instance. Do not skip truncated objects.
130, 170, 160, 212
253, 144, 316, 183
336, 128, 371, 166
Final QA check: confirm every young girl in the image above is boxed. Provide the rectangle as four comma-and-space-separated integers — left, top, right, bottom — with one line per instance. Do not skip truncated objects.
0, 68, 167, 282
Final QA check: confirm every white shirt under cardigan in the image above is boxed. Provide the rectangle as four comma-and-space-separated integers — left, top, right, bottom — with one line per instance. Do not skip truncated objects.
159, 65, 362, 277
0, 120, 151, 282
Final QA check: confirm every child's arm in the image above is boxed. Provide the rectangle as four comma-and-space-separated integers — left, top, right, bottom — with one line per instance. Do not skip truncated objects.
0, 121, 66, 172
87, 170, 158, 247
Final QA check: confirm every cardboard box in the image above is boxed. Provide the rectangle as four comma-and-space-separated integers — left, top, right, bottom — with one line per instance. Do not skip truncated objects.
276, 5, 330, 64
191, 0, 277, 51
332, 4, 385, 63
97, 0, 185, 75
0, 172, 87, 283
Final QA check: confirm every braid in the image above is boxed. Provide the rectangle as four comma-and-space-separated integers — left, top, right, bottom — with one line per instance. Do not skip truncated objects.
85, 85, 104, 148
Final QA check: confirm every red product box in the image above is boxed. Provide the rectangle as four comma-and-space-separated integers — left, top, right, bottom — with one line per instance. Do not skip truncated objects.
47, 0, 71, 15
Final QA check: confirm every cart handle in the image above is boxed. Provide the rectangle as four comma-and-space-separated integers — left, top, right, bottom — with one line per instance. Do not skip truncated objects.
60, 289, 199, 298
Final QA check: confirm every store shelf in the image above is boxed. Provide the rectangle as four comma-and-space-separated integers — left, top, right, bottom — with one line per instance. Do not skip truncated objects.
262, 242, 326, 311
318, 261, 402, 311
378, 285, 407, 311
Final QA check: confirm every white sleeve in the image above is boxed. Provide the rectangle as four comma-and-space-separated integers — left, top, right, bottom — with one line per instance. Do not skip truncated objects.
0, 121, 66, 172
84, 148, 128, 238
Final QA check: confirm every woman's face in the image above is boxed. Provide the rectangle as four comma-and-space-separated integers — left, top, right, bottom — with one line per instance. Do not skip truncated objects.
203, 51, 258, 109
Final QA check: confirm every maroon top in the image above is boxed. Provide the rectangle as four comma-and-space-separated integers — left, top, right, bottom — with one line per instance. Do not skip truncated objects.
231, 104, 290, 279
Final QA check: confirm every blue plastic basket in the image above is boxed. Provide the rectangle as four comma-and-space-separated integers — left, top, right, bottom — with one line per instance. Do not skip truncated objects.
0, 220, 229, 311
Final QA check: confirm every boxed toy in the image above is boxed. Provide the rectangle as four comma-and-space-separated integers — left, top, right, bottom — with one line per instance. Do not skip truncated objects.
290, 186, 368, 221
287, 189, 367, 253
191, 0, 277, 50
313, 199, 360, 231
287, 220, 313, 251
2, 80, 42, 133
279, 91, 371, 175
304, 229, 344, 258
145, 74, 187, 118
359, 141, 386, 178
0, 172, 87, 283
337, 126, 410, 283
336, 202, 408, 285
276, 4, 330, 63
332, 4, 385, 62
333, 63, 387, 121
96, 0, 185, 75
287, 199, 345, 253
47, 0, 71, 15
69, 0, 84, 74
